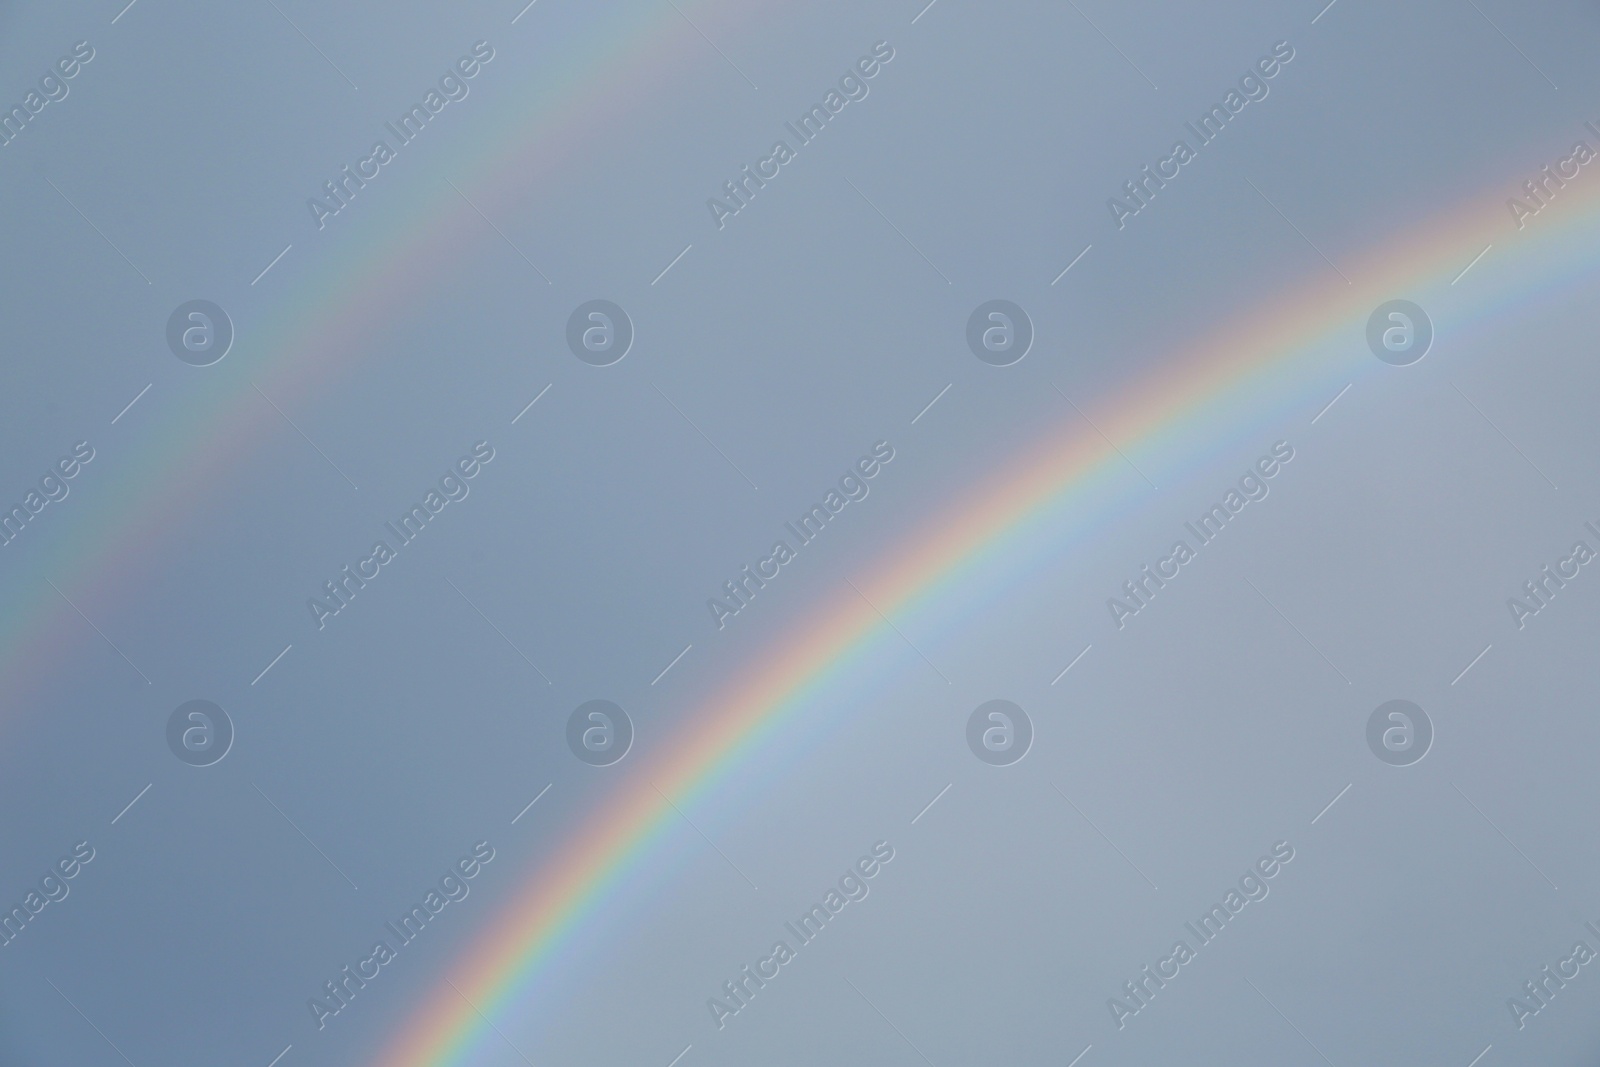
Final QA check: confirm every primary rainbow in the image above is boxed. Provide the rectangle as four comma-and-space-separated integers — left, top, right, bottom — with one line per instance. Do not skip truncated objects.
367, 87, 1600, 1067
3, 0, 1595, 1061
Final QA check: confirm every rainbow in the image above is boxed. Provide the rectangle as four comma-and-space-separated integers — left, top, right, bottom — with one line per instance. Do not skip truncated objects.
367, 118, 1600, 1067
4, 0, 1596, 1060
0, 0, 768, 722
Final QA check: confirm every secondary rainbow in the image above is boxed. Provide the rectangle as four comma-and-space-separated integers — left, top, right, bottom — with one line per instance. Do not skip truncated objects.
0, 0, 766, 721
